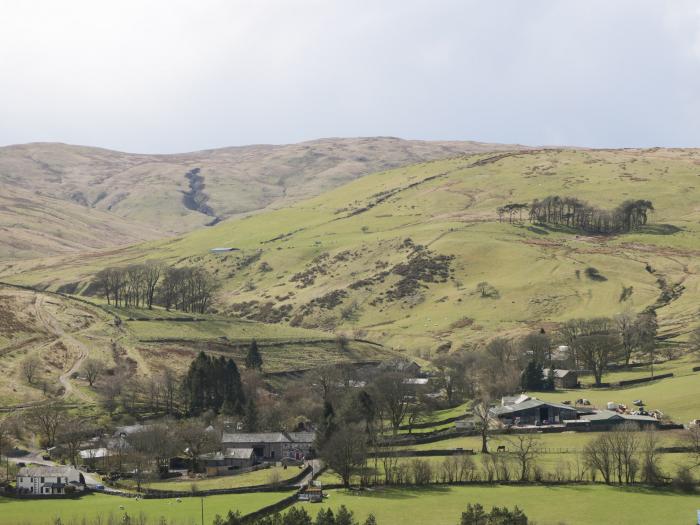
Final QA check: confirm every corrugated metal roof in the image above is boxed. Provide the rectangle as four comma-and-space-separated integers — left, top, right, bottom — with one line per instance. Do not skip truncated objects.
224, 448, 255, 459
582, 410, 659, 423
491, 397, 576, 416
222, 432, 290, 443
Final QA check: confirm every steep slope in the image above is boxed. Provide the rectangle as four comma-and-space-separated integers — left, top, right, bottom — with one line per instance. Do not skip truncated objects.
5, 148, 700, 356
0, 138, 525, 258
0, 186, 162, 260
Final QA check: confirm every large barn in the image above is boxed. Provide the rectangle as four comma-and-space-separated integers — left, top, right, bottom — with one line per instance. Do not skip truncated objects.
490, 395, 579, 426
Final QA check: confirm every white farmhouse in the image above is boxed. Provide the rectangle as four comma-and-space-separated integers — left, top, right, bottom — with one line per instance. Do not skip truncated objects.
16, 466, 84, 495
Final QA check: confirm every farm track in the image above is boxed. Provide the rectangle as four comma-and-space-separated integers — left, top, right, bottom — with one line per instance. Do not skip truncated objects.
33, 295, 93, 402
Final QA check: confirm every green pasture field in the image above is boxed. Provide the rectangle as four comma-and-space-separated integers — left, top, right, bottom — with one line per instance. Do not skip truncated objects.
125, 318, 327, 342
407, 429, 686, 453
0, 491, 289, 525
294, 485, 700, 525
576, 355, 698, 386
123, 466, 301, 492
531, 372, 700, 425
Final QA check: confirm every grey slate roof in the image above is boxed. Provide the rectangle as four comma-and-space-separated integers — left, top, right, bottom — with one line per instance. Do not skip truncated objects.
582, 409, 658, 423
490, 397, 576, 416
222, 432, 291, 443
18, 466, 77, 478
286, 432, 315, 444
222, 432, 316, 444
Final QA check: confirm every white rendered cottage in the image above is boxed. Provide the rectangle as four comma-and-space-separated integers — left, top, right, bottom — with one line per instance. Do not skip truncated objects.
16, 466, 84, 495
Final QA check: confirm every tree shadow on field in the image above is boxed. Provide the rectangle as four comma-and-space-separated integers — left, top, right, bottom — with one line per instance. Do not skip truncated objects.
526, 226, 549, 235
341, 485, 452, 500
635, 224, 682, 236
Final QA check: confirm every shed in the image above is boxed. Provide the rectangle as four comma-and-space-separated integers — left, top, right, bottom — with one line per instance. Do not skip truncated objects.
542, 369, 579, 389
201, 448, 255, 476
580, 410, 660, 429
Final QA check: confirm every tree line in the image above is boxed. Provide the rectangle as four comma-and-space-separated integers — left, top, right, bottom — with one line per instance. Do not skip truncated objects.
528, 196, 654, 234
93, 263, 217, 313
496, 196, 655, 235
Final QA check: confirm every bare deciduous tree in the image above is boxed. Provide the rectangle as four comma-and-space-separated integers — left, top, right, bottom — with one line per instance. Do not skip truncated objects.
504, 433, 541, 481
20, 354, 41, 385
176, 419, 218, 472
81, 357, 105, 387
473, 397, 492, 454
583, 423, 641, 484
57, 416, 94, 466
25, 402, 67, 448
373, 371, 411, 436
319, 424, 368, 487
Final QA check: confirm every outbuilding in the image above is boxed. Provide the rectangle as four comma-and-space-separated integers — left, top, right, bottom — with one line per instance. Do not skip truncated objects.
542, 369, 579, 389
201, 448, 256, 476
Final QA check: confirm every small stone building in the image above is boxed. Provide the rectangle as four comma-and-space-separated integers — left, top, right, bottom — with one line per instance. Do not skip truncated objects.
542, 369, 579, 389
201, 448, 255, 476
221, 432, 315, 461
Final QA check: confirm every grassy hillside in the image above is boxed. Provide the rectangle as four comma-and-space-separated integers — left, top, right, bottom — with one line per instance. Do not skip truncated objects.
0, 285, 390, 408
0, 186, 162, 260
4, 148, 700, 356
0, 138, 523, 259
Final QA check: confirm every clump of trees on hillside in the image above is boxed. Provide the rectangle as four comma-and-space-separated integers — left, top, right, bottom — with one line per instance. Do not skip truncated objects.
183, 351, 245, 416
496, 197, 655, 234
93, 263, 217, 313
528, 196, 654, 235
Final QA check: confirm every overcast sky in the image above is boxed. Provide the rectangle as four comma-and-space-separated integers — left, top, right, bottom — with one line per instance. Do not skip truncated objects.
2, 0, 700, 153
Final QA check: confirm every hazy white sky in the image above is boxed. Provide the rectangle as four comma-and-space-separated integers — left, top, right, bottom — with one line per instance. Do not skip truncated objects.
2, 0, 700, 153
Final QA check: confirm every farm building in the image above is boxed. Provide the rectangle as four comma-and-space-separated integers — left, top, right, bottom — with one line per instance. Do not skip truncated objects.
455, 418, 476, 431
16, 466, 84, 496
542, 369, 578, 389
200, 448, 255, 476
221, 432, 315, 461
378, 358, 422, 376
579, 409, 660, 429
491, 395, 579, 426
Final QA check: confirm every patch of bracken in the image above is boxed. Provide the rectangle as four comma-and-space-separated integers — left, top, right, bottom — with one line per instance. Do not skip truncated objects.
385, 250, 454, 301
229, 301, 292, 323
299, 289, 349, 314
349, 270, 390, 290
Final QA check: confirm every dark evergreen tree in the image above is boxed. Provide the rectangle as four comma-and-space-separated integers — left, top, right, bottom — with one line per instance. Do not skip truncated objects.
222, 358, 245, 415
281, 507, 312, 525
183, 351, 209, 416
334, 506, 355, 525
246, 340, 263, 370
543, 367, 555, 391
243, 395, 259, 432
461, 503, 528, 525
520, 360, 544, 391
183, 352, 244, 416
316, 400, 337, 448
314, 508, 336, 525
